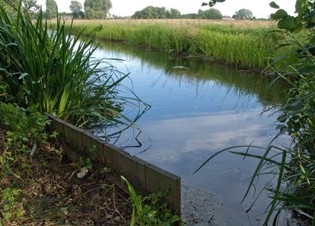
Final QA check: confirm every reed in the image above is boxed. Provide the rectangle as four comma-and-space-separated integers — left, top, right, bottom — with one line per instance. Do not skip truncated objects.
0, 2, 148, 136
59, 19, 287, 69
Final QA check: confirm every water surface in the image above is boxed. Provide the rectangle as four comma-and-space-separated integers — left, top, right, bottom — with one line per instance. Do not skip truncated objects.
94, 43, 290, 225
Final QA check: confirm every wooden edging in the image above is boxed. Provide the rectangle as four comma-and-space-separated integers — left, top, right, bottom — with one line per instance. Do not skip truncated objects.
45, 114, 181, 215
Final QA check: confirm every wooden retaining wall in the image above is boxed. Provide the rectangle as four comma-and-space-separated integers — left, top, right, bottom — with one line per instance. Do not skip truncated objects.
45, 114, 181, 214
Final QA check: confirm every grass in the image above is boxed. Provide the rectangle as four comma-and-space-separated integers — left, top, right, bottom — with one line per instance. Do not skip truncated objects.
58, 19, 290, 69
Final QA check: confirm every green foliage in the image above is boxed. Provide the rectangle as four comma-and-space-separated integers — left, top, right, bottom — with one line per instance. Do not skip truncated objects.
0, 102, 50, 149
202, 0, 225, 7
199, 8, 223, 19
0, 188, 25, 221
45, 0, 57, 19
233, 9, 254, 20
69, 0, 83, 19
0, 0, 39, 17
84, 0, 112, 19
132, 6, 183, 19
270, 0, 315, 32
0, 2, 148, 136
121, 176, 181, 226
67, 21, 285, 69
132, 6, 223, 20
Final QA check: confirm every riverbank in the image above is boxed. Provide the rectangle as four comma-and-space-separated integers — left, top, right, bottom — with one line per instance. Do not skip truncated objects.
58, 19, 289, 70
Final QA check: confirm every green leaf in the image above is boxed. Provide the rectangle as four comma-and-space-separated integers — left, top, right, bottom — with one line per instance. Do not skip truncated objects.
269, 1, 280, 9
295, 0, 307, 14
271, 9, 287, 20
277, 15, 301, 32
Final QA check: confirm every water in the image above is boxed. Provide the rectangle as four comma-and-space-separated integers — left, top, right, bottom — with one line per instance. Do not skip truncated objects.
93, 43, 291, 225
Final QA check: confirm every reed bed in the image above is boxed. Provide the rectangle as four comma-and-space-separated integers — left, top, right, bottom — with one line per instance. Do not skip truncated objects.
60, 19, 287, 69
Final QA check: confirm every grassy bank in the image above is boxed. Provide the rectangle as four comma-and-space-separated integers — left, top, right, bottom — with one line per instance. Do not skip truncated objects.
60, 19, 289, 69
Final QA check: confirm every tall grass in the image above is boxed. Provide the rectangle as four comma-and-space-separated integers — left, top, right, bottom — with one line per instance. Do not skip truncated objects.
0, 2, 149, 135
60, 19, 290, 69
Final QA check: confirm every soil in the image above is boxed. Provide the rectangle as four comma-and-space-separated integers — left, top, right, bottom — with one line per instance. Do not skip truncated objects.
0, 127, 132, 225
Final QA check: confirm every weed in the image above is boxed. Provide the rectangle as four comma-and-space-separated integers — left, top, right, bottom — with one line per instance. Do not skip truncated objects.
0, 102, 50, 150
121, 176, 181, 226
0, 188, 25, 221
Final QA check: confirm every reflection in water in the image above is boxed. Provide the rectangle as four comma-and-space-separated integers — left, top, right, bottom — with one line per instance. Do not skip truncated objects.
93, 42, 291, 225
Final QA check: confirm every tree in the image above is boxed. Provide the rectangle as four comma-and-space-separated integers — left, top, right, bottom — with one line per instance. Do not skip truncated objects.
233, 9, 253, 19
0, 0, 39, 15
204, 8, 223, 19
46, 0, 57, 19
132, 6, 181, 19
70, 0, 83, 18
169, 8, 181, 19
22, 0, 40, 14
84, 0, 112, 19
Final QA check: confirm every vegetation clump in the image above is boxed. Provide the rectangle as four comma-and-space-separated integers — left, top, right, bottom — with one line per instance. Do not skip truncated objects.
0, 1, 148, 136
64, 19, 287, 70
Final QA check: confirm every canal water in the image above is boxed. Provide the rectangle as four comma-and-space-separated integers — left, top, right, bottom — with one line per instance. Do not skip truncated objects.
93, 42, 291, 225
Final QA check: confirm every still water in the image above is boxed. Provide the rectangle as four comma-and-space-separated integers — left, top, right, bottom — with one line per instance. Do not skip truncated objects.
94, 43, 290, 225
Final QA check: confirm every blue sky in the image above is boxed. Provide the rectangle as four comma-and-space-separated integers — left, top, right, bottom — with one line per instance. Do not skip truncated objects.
37, 0, 295, 18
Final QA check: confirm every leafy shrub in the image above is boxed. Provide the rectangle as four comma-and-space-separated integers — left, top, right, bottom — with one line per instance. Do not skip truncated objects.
0, 102, 50, 149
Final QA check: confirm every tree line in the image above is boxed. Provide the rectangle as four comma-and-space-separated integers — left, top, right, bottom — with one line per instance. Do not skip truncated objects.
132, 6, 254, 20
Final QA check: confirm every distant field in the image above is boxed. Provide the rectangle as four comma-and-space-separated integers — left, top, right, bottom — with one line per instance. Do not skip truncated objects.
66, 19, 275, 28
67, 18, 276, 29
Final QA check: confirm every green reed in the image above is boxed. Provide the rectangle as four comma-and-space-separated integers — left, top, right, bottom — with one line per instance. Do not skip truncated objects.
0, 2, 148, 136
63, 19, 288, 69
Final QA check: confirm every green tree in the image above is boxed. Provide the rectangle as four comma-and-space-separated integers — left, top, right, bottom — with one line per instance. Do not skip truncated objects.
70, 0, 83, 18
169, 8, 181, 18
204, 8, 223, 19
84, 0, 112, 19
132, 6, 181, 19
0, 0, 39, 15
46, 0, 57, 19
132, 6, 165, 19
233, 8, 253, 19
23, 0, 39, 11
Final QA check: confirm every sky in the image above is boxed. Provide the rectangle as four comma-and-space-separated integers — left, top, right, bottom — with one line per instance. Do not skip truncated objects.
37, 0, 296, 19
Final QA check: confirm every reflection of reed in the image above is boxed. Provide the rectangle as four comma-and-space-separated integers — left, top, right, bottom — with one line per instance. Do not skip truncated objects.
109, 127, 152, 155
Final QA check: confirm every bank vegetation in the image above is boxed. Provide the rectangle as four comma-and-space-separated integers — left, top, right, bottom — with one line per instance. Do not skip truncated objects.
60, 19, 292, 70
